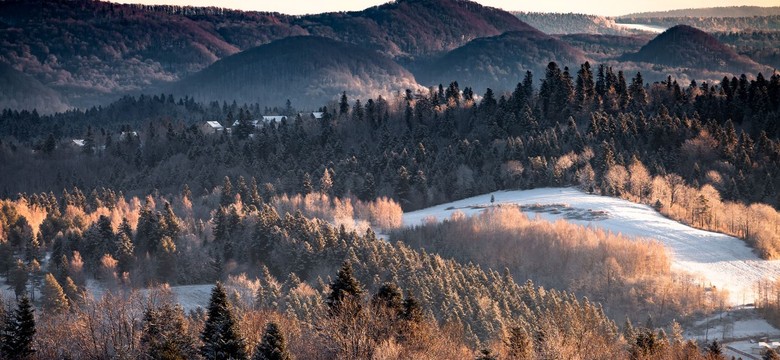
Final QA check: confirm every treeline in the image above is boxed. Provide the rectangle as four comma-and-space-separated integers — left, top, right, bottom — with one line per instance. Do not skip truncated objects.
512, 12, 633, 35
619, 15, 780, 32
1, 267, 732, 359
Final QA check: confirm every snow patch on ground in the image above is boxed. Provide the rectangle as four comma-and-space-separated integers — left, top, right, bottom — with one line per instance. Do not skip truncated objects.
402, 187, 780, 306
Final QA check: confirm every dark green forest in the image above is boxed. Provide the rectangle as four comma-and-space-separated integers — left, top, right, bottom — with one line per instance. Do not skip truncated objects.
0, 62, 779, 358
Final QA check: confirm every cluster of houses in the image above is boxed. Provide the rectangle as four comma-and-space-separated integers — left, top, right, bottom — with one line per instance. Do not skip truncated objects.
65, 113, 325, 151
199, 112, 324, 135
69, 131, 139, 151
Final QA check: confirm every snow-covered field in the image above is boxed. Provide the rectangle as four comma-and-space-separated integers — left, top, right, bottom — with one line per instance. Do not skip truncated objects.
403, 187, 780, 306
614, 22, 667, 33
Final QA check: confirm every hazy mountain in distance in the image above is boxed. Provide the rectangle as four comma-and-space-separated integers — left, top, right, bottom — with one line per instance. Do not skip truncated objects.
0, 0, 257, 108
0, 64, 69, 114
419, 30, 589, 92
0, 0, 536, 111
300, 0, 539, 59
512, 12, 637, 35
171, 36, 420, 109
620, 6, 780, 18
621, 25, 767, 75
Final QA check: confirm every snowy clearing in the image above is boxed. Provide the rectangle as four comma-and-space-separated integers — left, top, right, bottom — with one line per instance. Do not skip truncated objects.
402, 187, 780, 306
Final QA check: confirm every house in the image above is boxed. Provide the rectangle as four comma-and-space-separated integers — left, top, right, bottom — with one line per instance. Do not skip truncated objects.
200, 121, 225, 135
311, 112, 324, 119
71, 139, 86, 147
262, 115, 287, 123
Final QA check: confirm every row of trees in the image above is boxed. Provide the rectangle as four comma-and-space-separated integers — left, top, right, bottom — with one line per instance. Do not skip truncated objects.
0, 261, 734, 360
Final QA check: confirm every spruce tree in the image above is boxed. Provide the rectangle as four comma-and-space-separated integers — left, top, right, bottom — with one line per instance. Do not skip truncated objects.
372, 282, 403, 313
40, 273, 68, 314
201, 282, 248, 360
326, 261, 363, 312
252, 322, 292, 360
141, 303, 198, 360
1, 295, 35, 360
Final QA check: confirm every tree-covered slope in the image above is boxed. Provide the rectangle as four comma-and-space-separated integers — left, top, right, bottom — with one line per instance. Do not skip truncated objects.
621, 25, 768, 75
420, 30, 589, 91
171, 36, 420, 109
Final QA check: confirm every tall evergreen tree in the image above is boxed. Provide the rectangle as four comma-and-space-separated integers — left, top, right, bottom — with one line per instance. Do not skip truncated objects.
221, 176, 234, 207
327, 261, 363, 312
252, 322, 292, 360
1, 295, 35, 360
141, 303, 198, 360
201, 282, 248, 360
40, 273, 68, 314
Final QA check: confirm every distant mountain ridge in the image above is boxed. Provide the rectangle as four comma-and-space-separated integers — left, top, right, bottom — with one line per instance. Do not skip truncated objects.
0, 0, 776, 114
512, 12, 636, 35
620, 6, 780, 18
0, 0, 535, 110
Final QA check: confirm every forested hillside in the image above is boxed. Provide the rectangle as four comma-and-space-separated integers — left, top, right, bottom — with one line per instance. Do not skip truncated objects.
2, 1, 780, 357
621, 6, 780, 18
0, 0, 534, 109
2, 60, 777, 357
618, 15, 780, 33
420, 30, 588, 92
171, 36, 420, 109
621, 25, 767, 75
512, 12, 635, 35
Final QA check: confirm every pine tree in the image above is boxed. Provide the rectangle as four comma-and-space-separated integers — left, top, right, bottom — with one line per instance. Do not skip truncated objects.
505, 327, 533, 360
9, 260, 28, 298
1, 295, 35, 360
201, 282, 248, 360
339, 92, 350, 116
319, 168, 333, 195
141, 303, 198, 360
252, 322, 292, 360
327, 261, 363, 312
114, 232, 135, 275
40, 274, 68, 314
62, 276, 82, 305
221, 176, 234, 208
372, 282, 403, 313
301, 172, 313, 195
707, 339, 723, 359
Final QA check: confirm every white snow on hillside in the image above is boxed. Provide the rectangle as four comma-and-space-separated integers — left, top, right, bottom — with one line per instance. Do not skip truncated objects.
402, 187, 780, 306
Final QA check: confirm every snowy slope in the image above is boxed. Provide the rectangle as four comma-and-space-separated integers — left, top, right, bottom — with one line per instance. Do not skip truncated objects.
403, 187, 780, 306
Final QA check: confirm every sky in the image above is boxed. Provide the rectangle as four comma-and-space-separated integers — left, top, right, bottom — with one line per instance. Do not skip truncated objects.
116, 0, 778, 17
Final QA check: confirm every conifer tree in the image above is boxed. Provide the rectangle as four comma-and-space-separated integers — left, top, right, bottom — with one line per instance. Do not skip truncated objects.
40, 273, 68, 314
327, 261, 363, 312
372, 282, 403, 313
141, 303, 198, 360
252, 322, 292, 360
1, 295, 35, 360
505, 327, 533, 360
201, 282, 248, 360
62, 276, 82, 305
221, 176, 234, 208
319, 168, 333, 195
